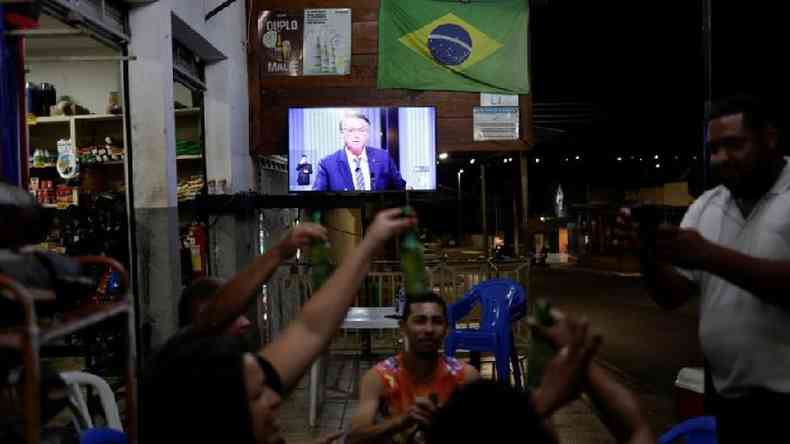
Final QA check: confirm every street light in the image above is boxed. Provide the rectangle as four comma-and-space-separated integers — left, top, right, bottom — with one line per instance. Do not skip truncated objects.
439, 152, 449, 160
470, 158, 476, 165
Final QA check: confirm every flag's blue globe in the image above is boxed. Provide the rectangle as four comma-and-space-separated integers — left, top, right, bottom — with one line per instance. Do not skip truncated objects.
428, 24, 472, 66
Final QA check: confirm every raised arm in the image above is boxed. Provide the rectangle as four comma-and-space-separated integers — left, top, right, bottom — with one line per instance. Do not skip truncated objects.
192, 223, 327, 336
530, 311, 655, 444
259, 208, 416, 389
655, 225, 790, 309
616, 209, 698, 310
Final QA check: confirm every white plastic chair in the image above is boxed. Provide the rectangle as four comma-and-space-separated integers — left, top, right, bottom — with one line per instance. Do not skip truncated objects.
60, 371, 123, 432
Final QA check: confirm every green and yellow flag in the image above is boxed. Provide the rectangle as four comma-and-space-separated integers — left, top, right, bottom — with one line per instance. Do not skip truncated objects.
377, 0, 529, 94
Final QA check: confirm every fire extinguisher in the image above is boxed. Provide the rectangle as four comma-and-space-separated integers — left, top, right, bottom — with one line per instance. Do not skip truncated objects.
189, 224, 209, 279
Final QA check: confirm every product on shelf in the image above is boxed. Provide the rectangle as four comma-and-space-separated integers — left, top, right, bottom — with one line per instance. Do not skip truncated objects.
32, 179, 56, 206
177, 175, 205, 202
56, 139, 79, 179
78, 137, 125, 165
32, 148, 57, 168
176, 139, 203, 157
51, 95, 90, 116
107, 92, 122, 115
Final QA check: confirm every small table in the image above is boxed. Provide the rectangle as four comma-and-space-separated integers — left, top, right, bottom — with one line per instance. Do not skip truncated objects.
308, 307, 400, 427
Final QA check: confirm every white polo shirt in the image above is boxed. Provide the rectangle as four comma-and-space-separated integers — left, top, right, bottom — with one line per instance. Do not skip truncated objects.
677, 157, 790, 398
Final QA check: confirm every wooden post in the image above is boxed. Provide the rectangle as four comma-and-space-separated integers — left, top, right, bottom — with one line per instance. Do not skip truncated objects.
519, 152, 529, 254
481, 164, 488, 256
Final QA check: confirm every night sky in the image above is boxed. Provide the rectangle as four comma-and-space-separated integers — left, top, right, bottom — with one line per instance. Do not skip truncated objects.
427, 1, 787, 240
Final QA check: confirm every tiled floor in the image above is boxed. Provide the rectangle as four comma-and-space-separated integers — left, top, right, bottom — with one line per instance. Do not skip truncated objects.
279, 353, 615, 443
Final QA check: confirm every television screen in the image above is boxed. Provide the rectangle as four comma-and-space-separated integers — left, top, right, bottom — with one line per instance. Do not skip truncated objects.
288, 107, 437, 192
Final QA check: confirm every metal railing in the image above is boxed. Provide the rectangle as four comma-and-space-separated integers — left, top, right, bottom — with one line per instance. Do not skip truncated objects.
258, 258, 531, 352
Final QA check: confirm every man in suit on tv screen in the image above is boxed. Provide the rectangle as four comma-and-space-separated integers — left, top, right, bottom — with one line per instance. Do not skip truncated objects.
312, 112, 406, 192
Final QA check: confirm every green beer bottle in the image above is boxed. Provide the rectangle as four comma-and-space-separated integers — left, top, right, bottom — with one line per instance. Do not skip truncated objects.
400, 207, 427, 296
526, 299, 556, 388
309, 210, 333, 291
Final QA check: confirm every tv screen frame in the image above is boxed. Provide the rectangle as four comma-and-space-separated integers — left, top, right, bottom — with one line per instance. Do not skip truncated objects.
287, 106, 438, 194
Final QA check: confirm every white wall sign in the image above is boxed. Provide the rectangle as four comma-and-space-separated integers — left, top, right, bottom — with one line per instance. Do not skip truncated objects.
303, 9, 352, 76
480, 93, 519, 107
473, 106, 519, 141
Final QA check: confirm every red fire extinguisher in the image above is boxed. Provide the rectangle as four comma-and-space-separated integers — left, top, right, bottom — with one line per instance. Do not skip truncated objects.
189, 224, 209, 279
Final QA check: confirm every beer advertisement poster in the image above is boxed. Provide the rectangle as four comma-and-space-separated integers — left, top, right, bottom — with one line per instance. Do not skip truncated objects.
258, 11, 303, 76
303, 9, 352, 76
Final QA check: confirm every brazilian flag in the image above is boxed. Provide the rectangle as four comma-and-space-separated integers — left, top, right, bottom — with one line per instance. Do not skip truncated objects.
377, 0, 529, 94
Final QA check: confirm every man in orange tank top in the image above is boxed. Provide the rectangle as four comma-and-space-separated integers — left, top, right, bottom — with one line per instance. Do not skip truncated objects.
348, 292, 480, 444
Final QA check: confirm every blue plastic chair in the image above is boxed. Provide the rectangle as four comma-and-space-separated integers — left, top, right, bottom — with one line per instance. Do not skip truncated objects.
444, 279, 527, 387
659, 416, 717, 444
80, 428, 127, 444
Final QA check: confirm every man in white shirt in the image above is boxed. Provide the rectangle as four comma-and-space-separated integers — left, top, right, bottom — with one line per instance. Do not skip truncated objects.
619, 95, 790, 443
312, 112, 406, 192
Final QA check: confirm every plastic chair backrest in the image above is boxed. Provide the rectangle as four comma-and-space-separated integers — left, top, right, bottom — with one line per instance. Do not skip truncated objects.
61, 371, 123, 432
448, 279, 526, 332
80, 428, 127, 444
658, 416, 717, 444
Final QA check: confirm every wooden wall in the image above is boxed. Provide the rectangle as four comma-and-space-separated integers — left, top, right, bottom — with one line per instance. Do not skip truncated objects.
247, 0, 533, 156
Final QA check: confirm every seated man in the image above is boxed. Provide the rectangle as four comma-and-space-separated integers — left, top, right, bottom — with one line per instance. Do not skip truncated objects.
428, 310, 655, 444
312, 112, 406, 192
348, 292, 480, 444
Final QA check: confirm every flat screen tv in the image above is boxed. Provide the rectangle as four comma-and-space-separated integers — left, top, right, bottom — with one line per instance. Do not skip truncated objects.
288, 107, 437, 192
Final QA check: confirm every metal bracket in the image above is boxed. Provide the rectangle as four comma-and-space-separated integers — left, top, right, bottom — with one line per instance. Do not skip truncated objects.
3, 29, 84, 37
25, 55, 138, 62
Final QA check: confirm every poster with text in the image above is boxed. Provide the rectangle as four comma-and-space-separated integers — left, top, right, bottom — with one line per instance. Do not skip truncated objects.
258, 11, 303, 76
303, 9, 352, 76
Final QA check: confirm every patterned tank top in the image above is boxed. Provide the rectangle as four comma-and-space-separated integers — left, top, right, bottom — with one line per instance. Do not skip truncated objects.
372, 353, 468, 419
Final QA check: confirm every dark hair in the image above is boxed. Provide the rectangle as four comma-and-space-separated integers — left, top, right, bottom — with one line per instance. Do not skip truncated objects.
339, 111, 371, 132
178, 277, 222, 327
708, 94, 779, 132
0, 183, 51, 248
140, 335, 255, 443
427, 380, 556, 443
401, 292, 447, 323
